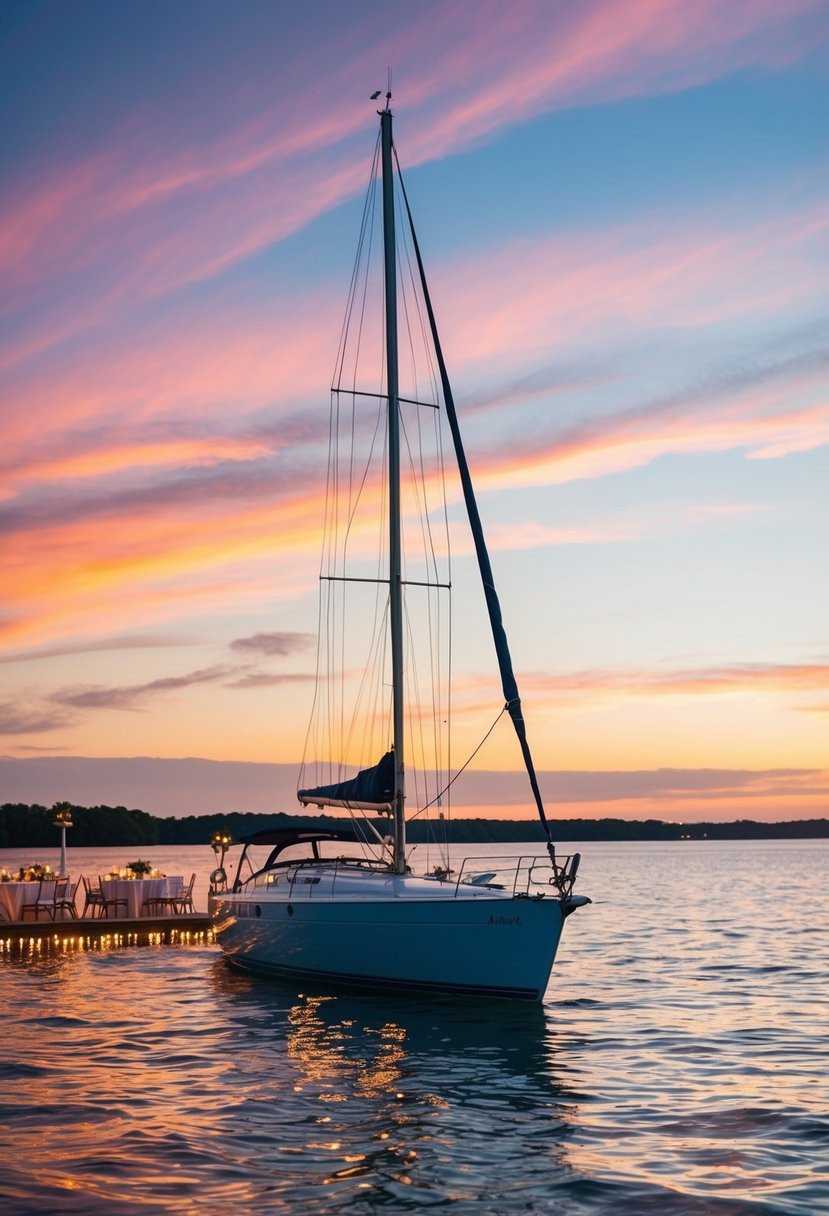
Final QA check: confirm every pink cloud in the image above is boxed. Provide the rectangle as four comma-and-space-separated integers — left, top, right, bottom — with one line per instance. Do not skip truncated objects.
1, 9, 826, 660
2, 0, 825, 360
0, 286, 338, 460
437, 204, 828, 377
0, 322, 822, 652
481, 394, 829, 492
401, 0, 826, 168
4, 190, 825, 501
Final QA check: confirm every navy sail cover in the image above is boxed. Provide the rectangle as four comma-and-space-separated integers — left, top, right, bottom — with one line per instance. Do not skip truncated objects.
299, 750, 395, 807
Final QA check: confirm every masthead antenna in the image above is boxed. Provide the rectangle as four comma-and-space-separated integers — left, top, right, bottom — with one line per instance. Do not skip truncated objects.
372, 69, 393, 114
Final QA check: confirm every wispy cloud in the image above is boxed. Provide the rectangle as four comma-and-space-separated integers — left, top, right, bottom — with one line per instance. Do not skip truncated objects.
4, 184, 825, 521
442, 204, 829, 381
0, 633, 195, 665
230, 631, 314, 657
401, 0, 828, 166
1, 293, 333, 462
3, 0, 826, 370
0, 702, 72, 736
51, 665, 232, 711
482, 519, 645, 551
469, 501, 769, 554
47, 657, 318, 710
511, 660, 829, 707
10, 744, 74, 754
468, 341, 829, 492
0, 311, 823, 650
225, 672, 316, 689
446, 764, 829, 806
2, 2, 825, 788
448, 661, 829, 726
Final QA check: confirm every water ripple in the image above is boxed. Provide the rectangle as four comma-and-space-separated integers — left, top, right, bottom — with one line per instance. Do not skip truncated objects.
1, 839, 828, 1213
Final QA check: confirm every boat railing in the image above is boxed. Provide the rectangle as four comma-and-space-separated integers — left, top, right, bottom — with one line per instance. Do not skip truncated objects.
453, 854, 577, 897
232, 853, 579, 899
230, 855, 388, 898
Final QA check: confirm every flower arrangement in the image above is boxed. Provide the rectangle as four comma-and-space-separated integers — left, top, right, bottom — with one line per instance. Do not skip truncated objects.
0, 868, 11, 883
127, 859, 153, 876
17, 863, 53, 881
104, 863, 164, 879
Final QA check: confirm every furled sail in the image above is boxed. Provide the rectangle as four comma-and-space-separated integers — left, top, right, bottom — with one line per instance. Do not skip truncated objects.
298, 750, 395, 812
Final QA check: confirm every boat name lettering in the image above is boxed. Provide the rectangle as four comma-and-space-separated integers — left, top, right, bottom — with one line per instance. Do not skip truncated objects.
488, 915, 522, 926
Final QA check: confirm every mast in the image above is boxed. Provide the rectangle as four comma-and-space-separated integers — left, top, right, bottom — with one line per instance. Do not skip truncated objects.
380, 96, 406, 874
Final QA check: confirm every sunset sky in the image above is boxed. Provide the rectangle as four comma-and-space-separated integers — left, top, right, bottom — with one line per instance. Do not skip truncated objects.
1, 0, 827, 823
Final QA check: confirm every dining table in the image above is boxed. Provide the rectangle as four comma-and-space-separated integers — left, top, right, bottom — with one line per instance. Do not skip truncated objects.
98, 876, 184, 918
0, 879, 58, 922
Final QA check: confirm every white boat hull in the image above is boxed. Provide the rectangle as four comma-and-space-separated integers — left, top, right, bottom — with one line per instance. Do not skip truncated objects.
212, 872, 569, 1000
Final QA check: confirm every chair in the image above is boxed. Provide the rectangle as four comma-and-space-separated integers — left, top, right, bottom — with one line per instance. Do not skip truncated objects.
142, 885, 165, 917
99, 876, 128, 919
172, 873, 196, 914
20, 880, 45, 921
156, 873, 195, 916
54, 878, 80, 919
21, 879, 58, 921
81, 876, 105, 918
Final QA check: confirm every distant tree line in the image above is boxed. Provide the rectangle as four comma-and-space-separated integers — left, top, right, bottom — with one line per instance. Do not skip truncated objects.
0, 802, 158, 848
1, 801, 828, 849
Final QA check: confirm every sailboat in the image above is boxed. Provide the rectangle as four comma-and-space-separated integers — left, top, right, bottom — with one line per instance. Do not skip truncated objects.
210, 95, 589, 1000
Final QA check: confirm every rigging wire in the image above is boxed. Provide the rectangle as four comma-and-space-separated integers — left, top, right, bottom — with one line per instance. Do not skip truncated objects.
302, 123, 466, 868
392, 143, 454, 840
301, 131, 382, 810
409, 703, 508, 822
393, 164, 452, 826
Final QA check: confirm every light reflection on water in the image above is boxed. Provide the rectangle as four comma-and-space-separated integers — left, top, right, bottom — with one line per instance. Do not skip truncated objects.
1, 839, 828, 1214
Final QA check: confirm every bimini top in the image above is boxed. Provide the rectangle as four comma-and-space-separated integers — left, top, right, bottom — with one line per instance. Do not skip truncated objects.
239, 826, 360, 851
232, 826, 364, 891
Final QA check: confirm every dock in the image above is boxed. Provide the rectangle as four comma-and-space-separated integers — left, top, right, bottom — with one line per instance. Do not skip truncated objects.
0, 912, 215, 955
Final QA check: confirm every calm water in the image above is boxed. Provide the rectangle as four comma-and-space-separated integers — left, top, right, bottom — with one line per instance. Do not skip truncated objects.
1, 839, 827, 1214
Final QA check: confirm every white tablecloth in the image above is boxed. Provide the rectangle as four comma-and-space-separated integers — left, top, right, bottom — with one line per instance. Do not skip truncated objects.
0, 880, 58, 922
98, 877, 183, 918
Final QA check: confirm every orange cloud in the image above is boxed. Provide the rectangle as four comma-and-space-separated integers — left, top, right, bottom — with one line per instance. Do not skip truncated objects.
468, 372, 828, 493
0, 482, 327, 647
8, 436, 273, 488
1, 332, 823, 651
481, 661, 829, 706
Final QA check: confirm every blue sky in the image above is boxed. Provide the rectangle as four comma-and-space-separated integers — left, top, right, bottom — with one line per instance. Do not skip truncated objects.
1, 0, 827, 820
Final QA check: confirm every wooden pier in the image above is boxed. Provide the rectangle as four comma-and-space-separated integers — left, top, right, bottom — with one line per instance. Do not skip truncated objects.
0, 912, 215, 953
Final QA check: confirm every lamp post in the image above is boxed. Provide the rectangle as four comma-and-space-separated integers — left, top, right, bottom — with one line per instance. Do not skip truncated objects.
53, 807, 73, 878
210, 831, 232, 894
